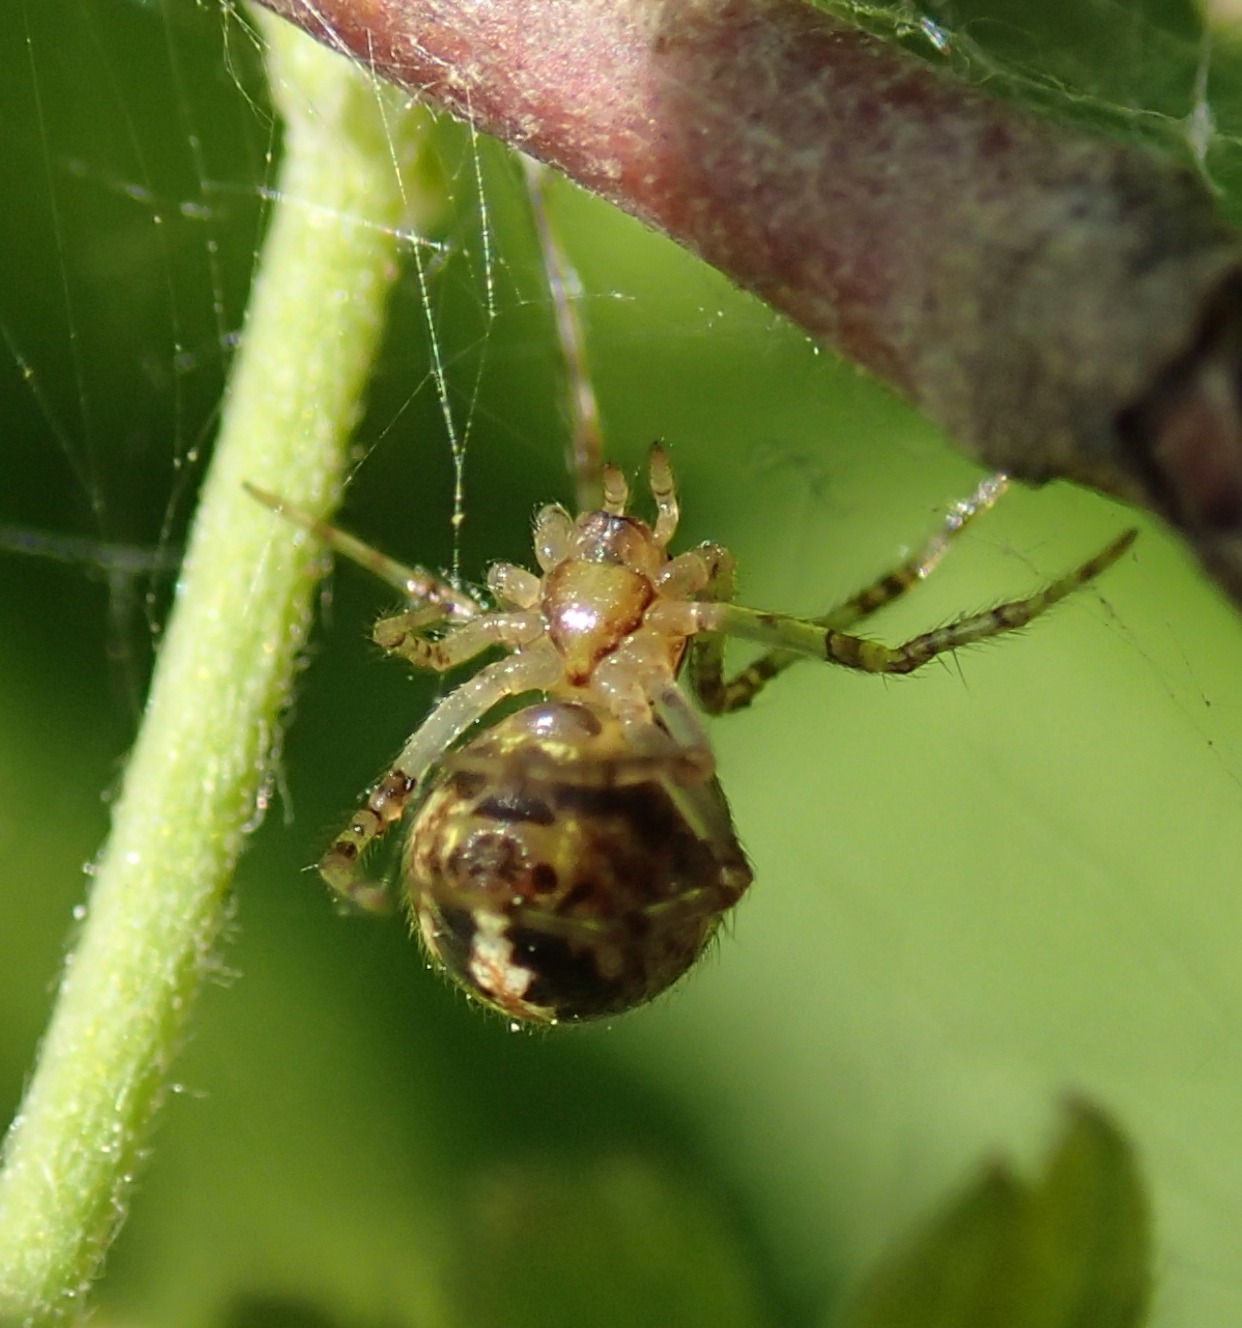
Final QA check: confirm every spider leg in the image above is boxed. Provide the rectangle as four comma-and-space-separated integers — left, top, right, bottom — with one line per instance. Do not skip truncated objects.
319, 645, 560, 910
522, 156, 605, 514
645, 676, 715, 781
593, 627, 751, 893
590, 619, 721, 785
373, 606, 543, 671
533, 505, 576, 572
602, 461, 629, 515
692, 528, 1137, 678
647, 443, 679, 546
246, 482, 480, 620
690, 474, 1010, 714
488, 562, 541, 608
648, 679, 752, 899
822, 473, 1009, 628
683, 543, 750, 715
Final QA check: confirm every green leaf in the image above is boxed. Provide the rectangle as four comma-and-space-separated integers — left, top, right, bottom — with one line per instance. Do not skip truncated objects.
835, 1102, 1151, 1328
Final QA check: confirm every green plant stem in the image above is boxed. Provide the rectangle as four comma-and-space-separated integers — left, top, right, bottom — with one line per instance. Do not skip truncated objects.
0, 20, 434, 1321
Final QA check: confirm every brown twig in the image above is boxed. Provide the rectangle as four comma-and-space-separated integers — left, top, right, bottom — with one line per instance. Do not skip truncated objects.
253, 0, 1242, 609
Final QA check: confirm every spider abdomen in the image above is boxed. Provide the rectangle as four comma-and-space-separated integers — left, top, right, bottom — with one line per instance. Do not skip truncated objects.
403, 701, 750, 1024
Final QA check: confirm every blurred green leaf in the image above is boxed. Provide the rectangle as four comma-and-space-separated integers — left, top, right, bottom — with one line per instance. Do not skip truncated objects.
444, 1154, 771, 1328
834, 1102, 1150, 1328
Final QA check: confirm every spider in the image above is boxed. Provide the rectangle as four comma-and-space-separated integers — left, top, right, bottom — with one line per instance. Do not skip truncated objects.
248, 169, 1136, 1027
248, 452, 1133, 1025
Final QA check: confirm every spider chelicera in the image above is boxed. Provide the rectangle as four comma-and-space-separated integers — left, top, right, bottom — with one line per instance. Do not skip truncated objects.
249, 169, 1136, 1026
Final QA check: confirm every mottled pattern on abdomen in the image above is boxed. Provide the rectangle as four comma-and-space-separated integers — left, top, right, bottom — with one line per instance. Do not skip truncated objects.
402, 702, 749, 1023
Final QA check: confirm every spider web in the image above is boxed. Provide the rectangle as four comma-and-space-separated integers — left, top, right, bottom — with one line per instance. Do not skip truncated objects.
3, 2, 1242, 1325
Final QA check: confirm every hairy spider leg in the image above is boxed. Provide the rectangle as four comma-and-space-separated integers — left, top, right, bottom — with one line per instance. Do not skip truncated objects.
648, 679, 752, 895
647, 443, 679, 545
689, 527, 1136, 689
245, 482, 480, 621
522, 157, 606, 514
372, 603, 544, 671
602, 460, 629, 515
319, 644, 562, 910
690, 473, 1012, 712
599, 442, 678, 532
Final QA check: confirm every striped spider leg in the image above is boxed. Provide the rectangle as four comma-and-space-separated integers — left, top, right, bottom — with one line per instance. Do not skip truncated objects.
244, 481, 535, 914
684, 478, 1137, 715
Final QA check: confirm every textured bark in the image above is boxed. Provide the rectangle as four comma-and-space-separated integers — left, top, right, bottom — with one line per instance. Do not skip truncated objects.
254, 0, 1242, 608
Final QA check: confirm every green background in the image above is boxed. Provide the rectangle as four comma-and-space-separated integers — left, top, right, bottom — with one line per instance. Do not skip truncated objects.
3, 1, 1242, 1324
